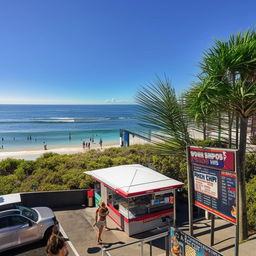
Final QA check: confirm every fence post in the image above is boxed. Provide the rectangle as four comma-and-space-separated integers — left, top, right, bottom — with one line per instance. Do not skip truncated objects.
102, 248, 107, 256
140, 241, 144, 256
165, 233, 170, 256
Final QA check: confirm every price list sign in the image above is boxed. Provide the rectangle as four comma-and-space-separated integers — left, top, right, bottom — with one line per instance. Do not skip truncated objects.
189, 146, 237, 224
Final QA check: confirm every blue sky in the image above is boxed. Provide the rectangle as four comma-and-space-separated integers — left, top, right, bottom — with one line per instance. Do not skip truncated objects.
0, 0, 255, 104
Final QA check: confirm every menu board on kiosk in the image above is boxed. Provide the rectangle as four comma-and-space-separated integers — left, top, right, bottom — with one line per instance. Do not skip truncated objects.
189, 146, 237, 224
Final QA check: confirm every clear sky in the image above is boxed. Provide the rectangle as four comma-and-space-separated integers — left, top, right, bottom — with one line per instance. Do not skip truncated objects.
0, 0, 255, 104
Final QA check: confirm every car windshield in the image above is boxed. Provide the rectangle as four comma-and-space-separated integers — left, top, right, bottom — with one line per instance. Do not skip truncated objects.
17, 206, 38, 222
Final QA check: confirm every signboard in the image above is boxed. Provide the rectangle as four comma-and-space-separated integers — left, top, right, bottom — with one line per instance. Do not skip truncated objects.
189, 146, 237, 224
170, 227, 223, 256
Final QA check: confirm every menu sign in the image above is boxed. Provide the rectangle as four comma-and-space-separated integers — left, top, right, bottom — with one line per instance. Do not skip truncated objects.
170, 227, 223, 256
189, 147, 237, 224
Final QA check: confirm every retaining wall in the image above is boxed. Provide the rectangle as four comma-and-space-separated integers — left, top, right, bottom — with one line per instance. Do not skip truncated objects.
20, 189, 89, 209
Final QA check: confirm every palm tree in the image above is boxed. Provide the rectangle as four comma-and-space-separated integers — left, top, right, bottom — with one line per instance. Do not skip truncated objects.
136, 76, 191, 156
184, 79, 223, 141
199, 29, 256, 240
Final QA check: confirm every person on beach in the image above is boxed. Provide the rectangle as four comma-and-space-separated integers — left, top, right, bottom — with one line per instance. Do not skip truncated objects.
46, 227, 69, 256
82, 141, 85, 149
93, 201, 109, 244
99, 138, 103, 149
88, 142, 90, 150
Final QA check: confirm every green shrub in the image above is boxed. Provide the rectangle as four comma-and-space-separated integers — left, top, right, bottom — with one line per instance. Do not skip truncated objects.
245, 153, 256, 181
246, 177, 256, 231
0, 158, 23, 176
0, 175, 20, 194
195, 139, 228, 148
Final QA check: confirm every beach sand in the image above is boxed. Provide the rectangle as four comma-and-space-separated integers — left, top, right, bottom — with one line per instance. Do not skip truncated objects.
0, 131, 154, 161
0, 143, 120, 161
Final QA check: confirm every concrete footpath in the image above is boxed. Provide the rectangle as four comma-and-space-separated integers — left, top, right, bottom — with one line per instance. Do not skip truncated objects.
55, 207, 167, 256
55, 207, 256, 256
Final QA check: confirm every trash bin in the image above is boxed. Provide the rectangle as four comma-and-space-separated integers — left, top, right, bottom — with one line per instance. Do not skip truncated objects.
87, 189, 94, 207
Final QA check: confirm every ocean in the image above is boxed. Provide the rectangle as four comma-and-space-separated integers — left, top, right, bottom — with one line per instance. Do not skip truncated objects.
0, 104, 141, 151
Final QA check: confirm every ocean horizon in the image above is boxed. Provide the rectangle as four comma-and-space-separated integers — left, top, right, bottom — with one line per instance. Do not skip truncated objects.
0, 104, 141, 151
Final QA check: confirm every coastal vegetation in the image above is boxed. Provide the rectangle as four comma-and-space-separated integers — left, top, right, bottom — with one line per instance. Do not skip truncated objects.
0, 145, 186, 194
0, 144, 256, 231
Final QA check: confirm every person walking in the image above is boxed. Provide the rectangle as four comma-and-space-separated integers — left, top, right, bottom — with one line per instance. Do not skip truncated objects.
93, 201, 109, 244
99, 138, 103, 149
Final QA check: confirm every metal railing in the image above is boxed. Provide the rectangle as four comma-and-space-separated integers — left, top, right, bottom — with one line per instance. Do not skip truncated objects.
102, 231, 169, 256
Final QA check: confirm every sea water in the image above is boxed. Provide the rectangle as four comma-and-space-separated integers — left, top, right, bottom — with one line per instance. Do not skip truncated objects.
0, 104, 141, 151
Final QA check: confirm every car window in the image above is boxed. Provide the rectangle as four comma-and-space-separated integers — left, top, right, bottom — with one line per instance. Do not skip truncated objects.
9, 216, 29, 226
0, 217, 9, 229
17, 206, 38, 222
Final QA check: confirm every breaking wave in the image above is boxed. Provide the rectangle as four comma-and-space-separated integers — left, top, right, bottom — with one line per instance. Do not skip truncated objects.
0, 117, 134, 124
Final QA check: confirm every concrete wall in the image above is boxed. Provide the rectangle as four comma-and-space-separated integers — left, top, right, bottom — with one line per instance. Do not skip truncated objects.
129, 135, 152, 146
20, 189, 89, 209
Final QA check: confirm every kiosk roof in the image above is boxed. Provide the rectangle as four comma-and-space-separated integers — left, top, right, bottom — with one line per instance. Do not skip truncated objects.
85, 164, 183, 197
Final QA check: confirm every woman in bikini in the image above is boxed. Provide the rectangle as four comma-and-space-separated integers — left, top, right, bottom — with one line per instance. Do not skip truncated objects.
93, 201, 109, 244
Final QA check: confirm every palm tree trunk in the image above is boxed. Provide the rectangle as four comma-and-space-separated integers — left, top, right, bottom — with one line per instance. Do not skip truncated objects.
218, 112, 221, 142
238, 116, 248, 240
236, 114, 239, 148
203, 123, 207, 140
228, 111, 232, 148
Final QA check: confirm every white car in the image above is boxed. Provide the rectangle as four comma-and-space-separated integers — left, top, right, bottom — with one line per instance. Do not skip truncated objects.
0, 205, 58, 252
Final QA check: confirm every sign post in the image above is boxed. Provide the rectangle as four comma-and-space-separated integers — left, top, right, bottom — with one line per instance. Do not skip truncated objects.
186, 146, 194, 236
235, 152, 240, 256
210, 213, 215, 246
187, 146, 239, 256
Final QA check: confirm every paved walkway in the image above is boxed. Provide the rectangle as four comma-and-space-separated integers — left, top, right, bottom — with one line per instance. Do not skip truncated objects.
55, 207, 256, 256
55, 207, 167, 256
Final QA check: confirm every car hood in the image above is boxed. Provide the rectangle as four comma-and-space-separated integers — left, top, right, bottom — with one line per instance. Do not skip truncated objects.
33, 207, 55, 221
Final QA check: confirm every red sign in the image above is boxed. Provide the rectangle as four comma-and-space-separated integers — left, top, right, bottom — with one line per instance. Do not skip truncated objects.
189, 146, 237, 224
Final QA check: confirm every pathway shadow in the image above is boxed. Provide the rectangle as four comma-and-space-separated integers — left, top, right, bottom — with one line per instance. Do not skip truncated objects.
194, 223, 233, 237
101, 241, 125, 249
87, 247, 101, 254
218, 244, 235, 253
105, 227, 122, 231
214, 236, 235, 246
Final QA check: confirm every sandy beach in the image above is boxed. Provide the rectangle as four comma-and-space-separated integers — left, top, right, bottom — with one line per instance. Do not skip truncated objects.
0, 143, 120, 161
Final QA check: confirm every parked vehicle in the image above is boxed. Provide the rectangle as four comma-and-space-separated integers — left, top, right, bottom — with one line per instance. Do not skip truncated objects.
0, 205, 58, 252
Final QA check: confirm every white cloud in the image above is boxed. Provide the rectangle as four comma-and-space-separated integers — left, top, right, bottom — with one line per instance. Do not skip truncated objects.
104, 98, 134, 104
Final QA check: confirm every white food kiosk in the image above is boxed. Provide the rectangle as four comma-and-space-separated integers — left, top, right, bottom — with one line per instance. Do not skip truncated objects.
85, 164, 183, 236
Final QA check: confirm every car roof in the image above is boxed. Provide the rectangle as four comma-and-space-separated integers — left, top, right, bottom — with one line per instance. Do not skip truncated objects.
0, 209, 21, 218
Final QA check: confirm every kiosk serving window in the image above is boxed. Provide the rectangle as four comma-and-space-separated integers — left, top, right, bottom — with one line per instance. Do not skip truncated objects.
128, 192, 173, 218
150, 191, 174, 213
128, 194, 152, 218
107, 188, 129, 218
106, 187, 174, 220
